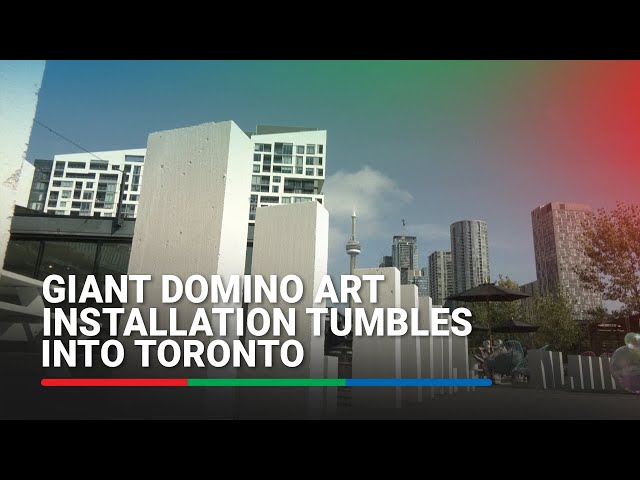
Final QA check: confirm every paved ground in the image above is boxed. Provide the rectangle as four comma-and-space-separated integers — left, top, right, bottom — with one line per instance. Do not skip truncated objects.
335, 385, 640, 420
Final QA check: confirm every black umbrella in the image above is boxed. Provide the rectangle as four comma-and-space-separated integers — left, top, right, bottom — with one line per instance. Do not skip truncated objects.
446, 282, 531, 338
472, 318, 538, 334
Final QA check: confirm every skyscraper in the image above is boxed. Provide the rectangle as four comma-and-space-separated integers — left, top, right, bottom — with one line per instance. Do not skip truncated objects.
531, 202, 602, 322
415, 267, 429, 297
450, 220, 489, 294
428, 250, 454, 306
392, 235, 418, 284
379, 256, 393, 268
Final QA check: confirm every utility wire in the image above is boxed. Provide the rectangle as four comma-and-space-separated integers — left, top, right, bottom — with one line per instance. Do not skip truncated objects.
33, 119, 105, 161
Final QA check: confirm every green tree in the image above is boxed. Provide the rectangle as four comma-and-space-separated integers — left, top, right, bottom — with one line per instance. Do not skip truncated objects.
533, 290, 582, 353
577, 202, 640, 316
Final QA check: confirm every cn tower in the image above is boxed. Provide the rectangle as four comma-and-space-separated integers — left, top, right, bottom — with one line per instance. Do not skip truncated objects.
345, 210, 361, 275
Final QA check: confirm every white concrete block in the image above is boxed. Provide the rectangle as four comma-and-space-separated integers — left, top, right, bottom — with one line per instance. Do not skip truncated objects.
239, 201, 329, 418
418, 296, 434, 400
352, 267, 401, 410
120, 121, 253, 416
324, 355, 338, 418
400, 284, 420, 406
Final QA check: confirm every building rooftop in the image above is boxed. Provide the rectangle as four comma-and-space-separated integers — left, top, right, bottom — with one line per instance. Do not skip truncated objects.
532, 202, 592, 214
254, 125, 323, 135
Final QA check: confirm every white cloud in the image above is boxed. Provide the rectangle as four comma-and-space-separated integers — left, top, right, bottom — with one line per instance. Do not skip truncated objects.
323, 165, 413, 221
323, 166, 416, 274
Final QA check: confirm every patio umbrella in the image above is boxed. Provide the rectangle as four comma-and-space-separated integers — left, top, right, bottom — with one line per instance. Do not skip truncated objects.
472, 318, 538, 334
446, 282, 531, 338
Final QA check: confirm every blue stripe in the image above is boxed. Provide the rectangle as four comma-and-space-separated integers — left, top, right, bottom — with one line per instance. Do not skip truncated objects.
346, 378, 492, 387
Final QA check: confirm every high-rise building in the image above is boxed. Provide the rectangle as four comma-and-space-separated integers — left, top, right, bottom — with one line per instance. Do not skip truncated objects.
245, 125, 326, 273
409, 268, 429, 297
379, 256, 393, 268
392, 235, 418, 284
450, 220, 489, 294
531, 202, 602, 322
42, 149, 146, 219
428, 250, 454, 306
26, 159, 53, 212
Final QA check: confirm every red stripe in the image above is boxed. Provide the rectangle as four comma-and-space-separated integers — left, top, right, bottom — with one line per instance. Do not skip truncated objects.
41, 378, 187, 387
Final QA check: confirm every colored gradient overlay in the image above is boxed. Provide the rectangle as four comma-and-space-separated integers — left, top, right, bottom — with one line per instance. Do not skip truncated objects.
27, 61, 640, 284
40, 378, 492, 387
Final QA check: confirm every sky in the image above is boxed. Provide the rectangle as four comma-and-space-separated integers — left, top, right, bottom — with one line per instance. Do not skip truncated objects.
26, 60, 640, 284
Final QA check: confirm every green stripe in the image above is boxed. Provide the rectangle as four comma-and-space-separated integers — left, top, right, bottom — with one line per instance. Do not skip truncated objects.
187, 378, 346, 387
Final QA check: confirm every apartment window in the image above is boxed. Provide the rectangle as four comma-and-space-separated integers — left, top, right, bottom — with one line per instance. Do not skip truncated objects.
129, 194, 139, 201
34, 182, 48, 190
52, 181, 61, 187
124, 165, 132, 172
261, 196, 279, 204
318, 145, 323, 154
67, 162, 86, 168
306, 145, 315, 155
282, 167, 293, 174
318, 158, 323, 166
306, 168, 314, 176
49, 191, 59, 199
61, 181, 73, 188
263, 155, 272, 165
59, 202, 67, 208
47, 199, 57, 208
296, 167, 303, 174
90, 161, 109, 170
296, 146, 305, 154
263, 165, 271, 173
306, 157, 314, 166
255, 143, 271, 153
282, 197, 291, 204
65, 173, 95, 179
253, 165, 260, 173
125, 155, 144, 163
73, 191, 82, 200
273, 176, 281, 183
296, 156, 303, 166
134, 166, 141, 175
86, 182, 93, 188
272, 186, 279, 193
318, 168, 323, 176
254, 154, 261, 162
71, 201, 81, 209
61, 190, 71, 199
82, 191, 93, 200
111, 165, 120, 170
131, 183, 139, 192
274, 143, 293, 155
